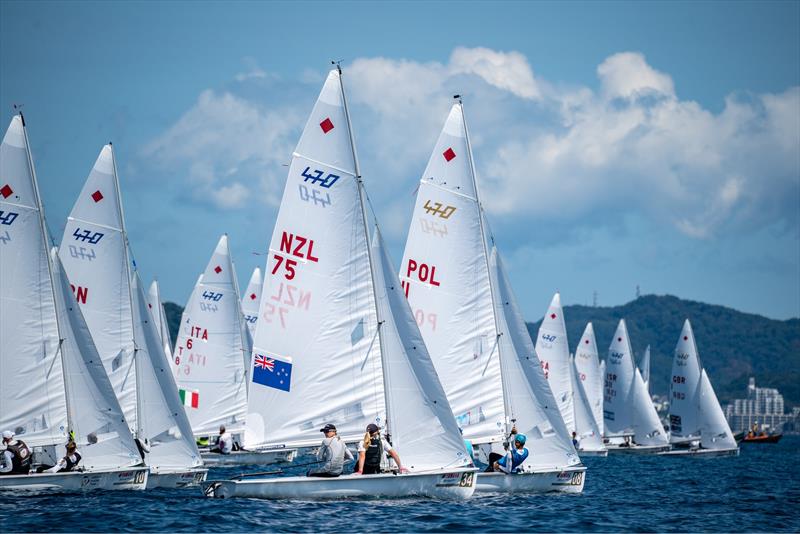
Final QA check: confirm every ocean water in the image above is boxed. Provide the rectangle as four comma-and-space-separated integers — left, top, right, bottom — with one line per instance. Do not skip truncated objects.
2, 437, 799, 533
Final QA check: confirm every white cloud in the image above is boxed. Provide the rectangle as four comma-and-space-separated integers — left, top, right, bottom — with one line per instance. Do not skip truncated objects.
141, 49, 799, 244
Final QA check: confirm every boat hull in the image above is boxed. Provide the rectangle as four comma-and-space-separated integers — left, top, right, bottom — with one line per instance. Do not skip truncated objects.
577, 449, 608, 457
202, 468, 477, 500
475, 465, 586, 494
606, 444, 671, 455
0, 466, 149, 492
200, 448, 297, 466
146, 467, 208, 489
659, 447, 739, 458
735, 433, 783, 444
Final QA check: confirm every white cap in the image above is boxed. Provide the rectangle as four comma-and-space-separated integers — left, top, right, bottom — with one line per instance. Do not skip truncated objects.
2, 430, 13, 440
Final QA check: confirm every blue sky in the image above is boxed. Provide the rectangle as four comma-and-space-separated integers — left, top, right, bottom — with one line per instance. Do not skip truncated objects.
2, 1, 798, 321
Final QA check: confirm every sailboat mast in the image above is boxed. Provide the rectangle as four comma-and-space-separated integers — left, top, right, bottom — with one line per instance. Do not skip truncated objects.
19, 112, 74, 436
459, 100, 513, 437
109, 145, 144, 439
336, 64, 392, 438
229, 251, 251, 395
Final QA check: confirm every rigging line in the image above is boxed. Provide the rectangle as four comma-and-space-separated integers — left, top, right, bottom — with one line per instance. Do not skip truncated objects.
360, 321, 385, 371
481, 333, 503, 377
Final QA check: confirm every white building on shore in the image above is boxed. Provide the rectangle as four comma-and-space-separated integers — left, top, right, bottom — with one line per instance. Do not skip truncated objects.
724, 377, 798, 434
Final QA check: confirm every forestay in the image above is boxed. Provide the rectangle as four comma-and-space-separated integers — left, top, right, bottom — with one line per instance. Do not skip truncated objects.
574, 323, 604, 435
131, 274, 201, 471
535, 293, 575, 434
0, 116, 68, 447
371, 229, 470, 471
669, 320, 702, 442
59, 145, 138, 430
147, 280, 173, 363
173, 236, 248, 437
399, 104, 504, 445
245, 70, 386, 449
241, 268, 262, 339
488, 248, 579, 469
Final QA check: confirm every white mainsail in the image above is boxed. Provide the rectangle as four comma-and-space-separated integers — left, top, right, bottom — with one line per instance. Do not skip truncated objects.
604, 319, 667, 446
400, 102, 579, 467
640, 344, 651, 392
535, 293, 575, 433
245, 69, 386, 449
130, 273, 202, 471
0, 115, 68, 447
241, 267, 262, 339
669, 319, 702, 442
147, 280, 173, 362
59, 145, 138, 430
574, 323, 604, 435
173, 235, 249, 437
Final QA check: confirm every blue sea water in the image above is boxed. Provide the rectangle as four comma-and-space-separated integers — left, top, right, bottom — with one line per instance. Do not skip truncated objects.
2, 437, 799, 533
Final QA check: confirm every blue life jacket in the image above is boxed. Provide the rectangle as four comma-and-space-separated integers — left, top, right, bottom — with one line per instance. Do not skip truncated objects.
497, 447, 529, 472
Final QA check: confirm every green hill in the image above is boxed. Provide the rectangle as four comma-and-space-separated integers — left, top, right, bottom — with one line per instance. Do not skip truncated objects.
163, 293, 800, 406
527, 294, 800, 407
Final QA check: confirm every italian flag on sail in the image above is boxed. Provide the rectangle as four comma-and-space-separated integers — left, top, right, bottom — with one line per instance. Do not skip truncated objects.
179, 388, 199, 409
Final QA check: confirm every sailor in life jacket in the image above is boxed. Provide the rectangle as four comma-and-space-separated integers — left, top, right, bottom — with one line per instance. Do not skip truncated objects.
0, 430, 32, 475
307, 423, 354, 477
45, 441, 82, 473
493, 433, 529, 474
356, 423, 408, 475
212, 425, 234, 454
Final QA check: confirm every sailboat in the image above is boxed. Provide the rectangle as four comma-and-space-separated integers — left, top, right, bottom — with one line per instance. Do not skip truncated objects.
574, 323, 605, 437
59, 144, 205, 487
603, 319, 670, 454
173, 237, 293, 466
399, 102, 585, 492
0, 114, 148, 491
241, 267, 262, 339
203, 67, 476, 500
147, 279, 173, 364
535, 294, 606, 456
662, 320, 738, 457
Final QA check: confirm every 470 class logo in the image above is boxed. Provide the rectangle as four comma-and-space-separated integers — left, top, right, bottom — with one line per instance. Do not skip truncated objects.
423, 199, 456, 219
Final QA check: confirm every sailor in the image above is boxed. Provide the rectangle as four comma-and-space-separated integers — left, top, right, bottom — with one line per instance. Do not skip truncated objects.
212, 425, 234, 454
0, 430, 32, 475
356, 423, 407, 475
493, 433, 528, 474
44, 442, 82, 473
572, 431, 580, 449
307, 423, 354, 478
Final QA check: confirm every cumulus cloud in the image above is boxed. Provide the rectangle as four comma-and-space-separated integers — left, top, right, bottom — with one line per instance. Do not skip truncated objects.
140, 49, 799, 245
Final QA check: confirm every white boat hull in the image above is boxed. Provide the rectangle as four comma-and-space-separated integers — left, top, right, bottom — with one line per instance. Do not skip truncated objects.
660, 447, 740, 458
475, 465, 586, 494
146, 467, 208, 489
577, 449, 608, 457
0, 466, 149, 492
200, 447, 297, 466
606, 444, 671, 455
202, 468, 477, 500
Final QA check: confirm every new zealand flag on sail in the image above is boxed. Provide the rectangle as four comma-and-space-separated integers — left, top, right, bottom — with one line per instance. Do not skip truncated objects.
252, 353, 293, 392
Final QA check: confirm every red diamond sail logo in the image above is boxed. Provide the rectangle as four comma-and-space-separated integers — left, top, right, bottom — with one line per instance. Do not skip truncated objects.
1, 184, 13, 198
617, 337, 622, 342
585, 339, 590, 344
214, 266, 222, 274
443, 147, 456, 162
684, 336, 688, 341
320, 118, 334, 134
250, 293, 257, 300
91, 190, 104, 203
550, 313, 557, 319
